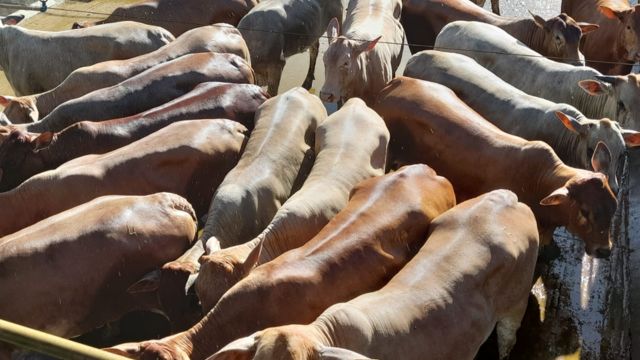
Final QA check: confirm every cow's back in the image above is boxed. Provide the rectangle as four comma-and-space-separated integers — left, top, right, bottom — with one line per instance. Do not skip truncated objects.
0, 193, 197, 338
375, 77, 530, 200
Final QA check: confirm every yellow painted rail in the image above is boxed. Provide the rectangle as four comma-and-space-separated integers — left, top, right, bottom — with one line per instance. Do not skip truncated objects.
0, 318, 129, 360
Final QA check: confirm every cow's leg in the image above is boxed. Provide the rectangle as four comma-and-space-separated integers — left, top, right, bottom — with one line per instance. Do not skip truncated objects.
471, 0, 486, 6
496, 299, 527, 360
266, 61, 285, 96
302, 41, 319, 90
491, 0, 500, 15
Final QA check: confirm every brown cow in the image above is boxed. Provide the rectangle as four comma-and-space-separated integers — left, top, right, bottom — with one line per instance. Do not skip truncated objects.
0, 24, 250, 124
320, 0, 404, 105
195, 97, 389, 312
0, 120, 246, 238
210, 190, 539, 360
562, 0, 640, 74
0, 82, 267, 192
158, 87, 325, 330
104, 164, 456, 360
72, 0, 257, 37
9, 52, 253, 134
0, 193, 197, 343
375, 77, 617, 258
401, 0, 598, 64
238, 0, 343, 95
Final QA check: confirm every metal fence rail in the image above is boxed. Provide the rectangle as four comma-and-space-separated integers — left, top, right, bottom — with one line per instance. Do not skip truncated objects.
0, 318, 128, 360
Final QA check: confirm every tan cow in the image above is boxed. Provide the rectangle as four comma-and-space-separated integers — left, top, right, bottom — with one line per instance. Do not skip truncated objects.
404, 50, 640, 193
105, 164, 456, 360
0, 193, 197, 344
158, 88, 325, 326
0, 24, 250, 124
73, 0, 257, 37
239, 0, 343, 95
211, 190, 539, 360
0, 82, 267, 192
0, 120, 246, 238
320, 0, 404, 105
195, 97, 389, 312
10, 52, 253, 134
562, 0, 640, 74
401, 0, 598, 64
375, 77, 618, 258
0, 21, 174, 95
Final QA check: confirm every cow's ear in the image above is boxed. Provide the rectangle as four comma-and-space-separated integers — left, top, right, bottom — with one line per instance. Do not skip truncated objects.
622, 129, 640, 147
591, 141, 612, 174
578, 80, 612, 96
326, 18, 340, 43
599, 5, 634, 22
577, 22, 599, 35
0, 95, 14, 107
0, 15, 23, 26
354, 36, 381, 54
528, 10, 547, 29
540, 187, 570, 206
240, 239, 263, 275
127, 269, 161, 294
31, 132, 54, 152
209, 335, 257, 360
319, 346, 372, 359
555, 111, 588, 136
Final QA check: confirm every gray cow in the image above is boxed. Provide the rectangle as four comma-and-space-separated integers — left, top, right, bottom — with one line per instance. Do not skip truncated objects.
320, 0, 405, 105
238, 0, 343, 95
404, 50, 640, 193
435, 21, 640, 131
0, 21, 174, 95
195, 97, 390, 311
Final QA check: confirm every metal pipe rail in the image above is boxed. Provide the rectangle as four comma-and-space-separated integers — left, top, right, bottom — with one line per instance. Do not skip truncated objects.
0, 318, 129, 360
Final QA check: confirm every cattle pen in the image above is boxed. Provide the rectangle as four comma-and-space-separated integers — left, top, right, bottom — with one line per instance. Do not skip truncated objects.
0, 0, 638, 359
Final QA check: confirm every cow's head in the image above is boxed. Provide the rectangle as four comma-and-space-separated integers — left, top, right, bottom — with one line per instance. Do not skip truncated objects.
320, 18, 381, 103
599, 4, 640, 62
555, 111, 640, 193
0, 95, 39, 124
195, 242, 262, 312
540, 152, 618, 258
209, 326, 371, 360
530, 12, 598, 65
0, 128, 54, 191
578, 74, 640, 130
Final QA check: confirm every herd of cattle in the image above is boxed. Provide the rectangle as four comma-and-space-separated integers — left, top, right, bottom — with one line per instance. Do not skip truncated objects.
0, 0, 639, 359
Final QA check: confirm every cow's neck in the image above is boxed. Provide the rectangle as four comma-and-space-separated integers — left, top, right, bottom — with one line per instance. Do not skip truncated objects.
544, 111, 587, 169
180, 308, 231, 360
498, 19, 543, 55
577, 90, 617, 123
38, 124, 97, 169
310, 312, 364, 350
525, 145, 576, 232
